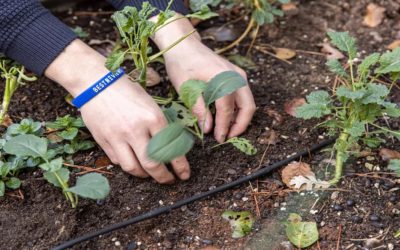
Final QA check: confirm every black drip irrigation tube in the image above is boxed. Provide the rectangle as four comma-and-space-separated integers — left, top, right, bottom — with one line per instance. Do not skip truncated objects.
53, 138, 336, 250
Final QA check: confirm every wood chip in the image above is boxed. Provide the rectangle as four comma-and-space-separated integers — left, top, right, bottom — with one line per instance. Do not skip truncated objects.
363, 3, 386, 28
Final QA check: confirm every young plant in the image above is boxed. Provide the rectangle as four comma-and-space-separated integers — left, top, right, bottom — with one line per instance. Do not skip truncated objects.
147, 71, 257, 163
0, 56, 36, 124
215, 0, 290, 54
296, 31, 400, 184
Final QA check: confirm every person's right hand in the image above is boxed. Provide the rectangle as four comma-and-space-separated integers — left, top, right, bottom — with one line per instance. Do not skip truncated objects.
45, 40, 190, 183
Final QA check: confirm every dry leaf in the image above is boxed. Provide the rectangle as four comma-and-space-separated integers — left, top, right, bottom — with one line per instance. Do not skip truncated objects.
95, 156, 113, 167
363, 3, 386, 28
265, 108, 284, 127
202, 26, 239, 42
379, 148, 400, 161
320, 42, 345, 60
281, 162, 313, 187
130, 67, 161, 87
387, 40, 400, 50
289, 175, 330, 190
284, 98, 306, 117
258, 130, 279, 145
1, 115, 13, 127
47, 133, 63, 143
282, 3, 298, 11
274, 48, 296, 60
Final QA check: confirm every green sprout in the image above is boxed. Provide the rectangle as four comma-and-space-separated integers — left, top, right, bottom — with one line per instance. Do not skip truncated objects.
296, 31, 400, 184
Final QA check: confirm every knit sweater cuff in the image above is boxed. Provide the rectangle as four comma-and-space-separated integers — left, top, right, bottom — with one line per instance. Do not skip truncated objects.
7, 11, 77, 75
109, 0, 189, 15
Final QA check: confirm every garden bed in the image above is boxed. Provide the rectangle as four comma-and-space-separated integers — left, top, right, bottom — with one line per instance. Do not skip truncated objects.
0, 0, 399, 249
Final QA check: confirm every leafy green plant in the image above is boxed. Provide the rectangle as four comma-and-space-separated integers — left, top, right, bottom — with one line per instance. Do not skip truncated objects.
216, 0, 289, 54
0, 117, 107, 208
147, 71, 257, 163
395, 229, 400, 238
388, 159, 400, 177
284, 213, 319, 248
0, 56, 36, 124
296, 31, 400, 184
213, 137, 257, 155
222, 210, 254, 238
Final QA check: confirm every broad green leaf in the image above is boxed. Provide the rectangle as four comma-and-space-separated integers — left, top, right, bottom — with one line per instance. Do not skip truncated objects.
222, 211, 254, 238
327, 31, 357, 59
285, 213, 319, 248
228, 55, 257, 70
189, 0, 221, 12
306, 91, 331, 105
326, 59, 347, 77
43, 168, 70, 188
71, 26, 89, 38
376, 48, 400, 74
5, 177, 21, 189
226, 137, 257, 155
203, 71, 246, 106
77, 140, 95, 151
4, 134, 47, 159
179, 80, 207, 110
358, 53, 380, 75
361, 83, 389, 104
59, 127, 79, 140
383, 102, 400, 117
105, 50, 126, 72
336, 86, 366, 100
347, 121, 365, 137
67, 173, 110, 200
187, 5, 219, 20
167, 102, 197, 127
388, 159, 400, 177
0, 181, 4, 196
362, 136, 385, 148
296, 103, 331, 119
39, 157, 63, 172
252, 9, 274, 25
147, 123, 194, 163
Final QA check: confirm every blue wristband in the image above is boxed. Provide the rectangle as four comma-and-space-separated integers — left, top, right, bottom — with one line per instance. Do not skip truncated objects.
72, 68, 125, 108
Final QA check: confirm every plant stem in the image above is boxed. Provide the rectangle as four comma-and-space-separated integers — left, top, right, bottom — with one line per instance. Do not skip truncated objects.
330, 132, 349, 184
216, 18, 255, 54
0, 77, 13, 124
370, 123, 400, 137
53, 171, 77, 208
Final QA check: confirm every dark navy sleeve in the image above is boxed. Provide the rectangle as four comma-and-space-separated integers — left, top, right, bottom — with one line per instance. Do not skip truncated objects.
108, 0, 189, 14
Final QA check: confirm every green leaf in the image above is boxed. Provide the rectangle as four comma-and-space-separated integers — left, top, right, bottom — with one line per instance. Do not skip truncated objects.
203, 71, 246, 107
336, 86, 366, 100
0, 181, 4, 196
4, 134, 48, 159
77, 140, 95, 151
43, 168, 70, 188
376, 48, 400, 74
361, 83, 389, 104
67, 173, 110, 200
71, 26, 89, 38
395, 229, 400, 238
388, 159, 400, 177
187, 5, 219, 20
306, 90, 331, 105
285, 213, 319, 248
39, 157, 63, 172
296, 103, 331, 119
189, 0, 221, 12
0, 162, 9, 177
228, 55, 257, 70
327, 31, 357, 59
222, 211, 254, 238
326, 59, 347, 77
58, 127, 79, 141
105, 50, 126, 72
358, 53, 380, 75
347, 121, 365, 137
252, 9, 274, 25
226, 137, 257, 155
362, 136, 385, 148
179, 80, 207, 110
383, 102, 400, 117
147, 123, 194, 163
164, 102, 197, 127
5, 177, 21, 189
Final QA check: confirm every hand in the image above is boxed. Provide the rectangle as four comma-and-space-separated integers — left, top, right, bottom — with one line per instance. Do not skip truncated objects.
152, 16, 256, 143
45, 40, 190, 183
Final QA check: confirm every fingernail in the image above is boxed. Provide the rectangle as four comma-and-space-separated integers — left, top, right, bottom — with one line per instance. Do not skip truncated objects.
220, 134, 226, 142
180, 171, 190, 180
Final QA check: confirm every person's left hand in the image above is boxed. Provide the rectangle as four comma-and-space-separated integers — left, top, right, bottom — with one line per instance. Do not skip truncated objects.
152, 16, 256, 143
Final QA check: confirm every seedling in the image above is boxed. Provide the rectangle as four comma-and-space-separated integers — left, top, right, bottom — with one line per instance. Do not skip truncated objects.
296, 31, 400, 184
284, 213, 319, 248
147, 71, 257, 163
222, 210, 255, 238
215, 0, 289, 54
0, 117, 108, 208
0, 56, 36, 124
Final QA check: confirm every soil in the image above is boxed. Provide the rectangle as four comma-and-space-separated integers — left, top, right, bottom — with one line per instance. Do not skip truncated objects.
0, 0, 399, 249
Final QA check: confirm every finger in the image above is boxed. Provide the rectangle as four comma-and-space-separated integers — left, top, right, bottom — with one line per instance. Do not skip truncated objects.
130, 133, 176, 184
170, 156, 191, 180
111, 142, 149, 178
214, 95, 235, 143
191, 97, 213, 133
101, 141, 119, 165
228, 87, 256, 138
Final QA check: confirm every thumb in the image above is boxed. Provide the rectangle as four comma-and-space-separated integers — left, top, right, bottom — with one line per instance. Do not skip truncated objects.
192, 97, 213, 133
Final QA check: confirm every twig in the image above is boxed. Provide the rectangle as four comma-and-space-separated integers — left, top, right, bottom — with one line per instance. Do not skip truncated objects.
63, 162, 114, 175
336, 224, 342, 250
249, 182, 261, 217
77, 166, 114, 176
246, 24, 260, 56
216, 18, 255, 54
295, 49, 326, 57
317, 241, 322, 250
348, 173, 396, 183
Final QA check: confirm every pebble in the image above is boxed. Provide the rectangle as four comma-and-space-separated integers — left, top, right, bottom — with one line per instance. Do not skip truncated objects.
201, 239, 213, 245
115, 241, 121, 246
234, 193, 243, 200
389, 195, 397, 202
351, 215, 363, 224
333, 204, 343, 211
96, 200, 105, 206
227, 169, 237, 175
369, 214, 380, 222
388, 243, 394, 250
320, 221, 325, 227
242, 197, 249, 202
346, 199, 355, 206
365, 179, 372, 187
159, 200, 164, 205
331, 191, 339, 200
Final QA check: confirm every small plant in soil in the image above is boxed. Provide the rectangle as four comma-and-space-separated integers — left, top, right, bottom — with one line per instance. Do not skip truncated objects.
0, 56, 36, 124
296, 31, 400, 184
0, 117, 109, 208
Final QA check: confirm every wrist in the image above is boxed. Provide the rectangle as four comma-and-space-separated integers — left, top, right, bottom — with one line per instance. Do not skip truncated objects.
150, 14, 201, 51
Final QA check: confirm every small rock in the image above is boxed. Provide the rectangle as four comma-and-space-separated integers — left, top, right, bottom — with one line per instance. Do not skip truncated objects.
96, 200, 105, 206
365, 162, 374, 170
201, 239, 213, 245
389, 195, 397, 202
351, 215, 363, 224
388, 243, 394, 250
242, 197, 249, 202
331, 191, 339, 200
320, 221, 325, 227
227, 169, 237, 175
333, 204, 343, 211
115, 241, 121, 246
346, 199, 355, 206
369, 214, 380, 221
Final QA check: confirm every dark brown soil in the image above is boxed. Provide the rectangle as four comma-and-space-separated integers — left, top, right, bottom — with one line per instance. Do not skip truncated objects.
0, 0, 399, 249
